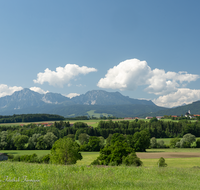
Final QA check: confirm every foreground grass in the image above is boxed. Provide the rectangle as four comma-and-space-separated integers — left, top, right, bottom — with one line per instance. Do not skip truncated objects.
1, 162, 200, 190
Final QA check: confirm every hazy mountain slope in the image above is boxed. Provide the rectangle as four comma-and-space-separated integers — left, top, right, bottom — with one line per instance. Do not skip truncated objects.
72, 90, 154, 106
138, 101, 200, 117
0, 88, 45, 110
0, 89, 166, 117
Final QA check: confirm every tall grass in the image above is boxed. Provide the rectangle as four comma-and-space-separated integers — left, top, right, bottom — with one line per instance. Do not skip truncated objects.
1, 162, 200, 190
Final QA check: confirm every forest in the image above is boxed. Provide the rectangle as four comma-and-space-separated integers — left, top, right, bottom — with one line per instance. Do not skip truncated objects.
0, 114, 65, 123
0, 118, 200, 151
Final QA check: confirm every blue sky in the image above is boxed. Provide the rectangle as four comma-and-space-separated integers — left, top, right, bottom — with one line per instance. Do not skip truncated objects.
1, 0, 200, 107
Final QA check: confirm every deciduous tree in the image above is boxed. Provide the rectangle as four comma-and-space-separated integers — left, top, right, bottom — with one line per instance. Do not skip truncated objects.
51, 138, 82, 165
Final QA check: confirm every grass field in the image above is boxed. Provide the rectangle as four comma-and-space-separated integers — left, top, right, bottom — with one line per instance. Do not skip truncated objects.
1, 162, 200, 189
2, 148, 200, 167
1, 149, 200, 189
87, 110, 112, 118
0, 117, 198, 127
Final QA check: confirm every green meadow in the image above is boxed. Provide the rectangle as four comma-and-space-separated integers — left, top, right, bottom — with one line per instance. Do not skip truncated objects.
1, 161, 200, 189
1, 149, 200, 189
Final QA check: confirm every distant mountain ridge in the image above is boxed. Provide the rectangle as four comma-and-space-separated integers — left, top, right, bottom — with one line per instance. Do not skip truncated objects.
0, 89, 160, 117
138, 100, 200, 117
72, 90, 154, 106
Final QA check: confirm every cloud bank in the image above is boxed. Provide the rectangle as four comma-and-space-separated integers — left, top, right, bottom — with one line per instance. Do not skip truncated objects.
153, 88, 200, 107
97, 58, 200, 107
97, 59, 199, 95
0, 84, 23, 98
34, 64, 97, 87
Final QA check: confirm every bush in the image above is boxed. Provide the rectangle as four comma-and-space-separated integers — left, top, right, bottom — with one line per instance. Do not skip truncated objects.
150, 137, 157, 148
90, 159, 100, 165
170, 137, 180, 148
196, 139, 200, 148
180, 133, 196, 148
40, 154, 51, 164
122, 153, 143, 166
12, 155, 21, 162
91, 140, 142, 166
7, 154, 14, 159
157, 140, 165, 148
157, 157, 167, 167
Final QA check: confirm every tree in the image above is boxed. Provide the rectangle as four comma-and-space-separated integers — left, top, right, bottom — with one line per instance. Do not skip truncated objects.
150, 117, 158, 123
133, 130, 150, 152
180, 133, 196, 148
43, 132, 57, 149
66, 134, 75, 141
157, 140, 165, 148
78, 133, 90, 145
106, 134, 112, 145
150, 137, 157, 148
13, 135, 29, 150
91, 140, 142, 166
50, 138, 82, 165
36, 136, 45, 150
28, 133, 42, 149
88, 136, 101, 151
170, 137, 180, 148
0, 131, 8, 150
110, 133, 126, 145
196, 139, 200, 148
98, 136, 105, 149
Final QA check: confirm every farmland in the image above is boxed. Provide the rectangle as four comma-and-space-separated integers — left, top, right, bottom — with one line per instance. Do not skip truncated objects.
1, 118, 200, 189
2, 148, 200, 167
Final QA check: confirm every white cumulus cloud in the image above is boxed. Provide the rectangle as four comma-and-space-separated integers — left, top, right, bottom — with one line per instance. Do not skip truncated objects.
153, 88, 200, 107
30, 87, 49, 94
33, 64, 97, 87
97, 59, 151, 90
97, 59, 199, 95
146, 70, 199, 95
0, 84, 23, 98
64, 93, 80, 99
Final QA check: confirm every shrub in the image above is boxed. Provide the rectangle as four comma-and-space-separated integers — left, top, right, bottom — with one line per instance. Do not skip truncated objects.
180, 133, 196, 148
7, 154, 14, 159
196, 139, 200, 148
12, 155, 21, 162
157, 140, 165, 148
170, 137, 180, 148
90, 159, 100, 165
122, 153, 143, 166
150, 137, 157, 148
157, 157, 167, 167
91, 140, 142, 166
175, 142, 180, 148
40, 154, 51, 164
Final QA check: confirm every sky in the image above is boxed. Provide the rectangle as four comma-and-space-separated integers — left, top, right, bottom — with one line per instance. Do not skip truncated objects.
1, 0, 200, 108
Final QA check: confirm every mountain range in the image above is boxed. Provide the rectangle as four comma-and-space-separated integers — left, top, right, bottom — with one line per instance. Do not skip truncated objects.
0, 88, 199, 118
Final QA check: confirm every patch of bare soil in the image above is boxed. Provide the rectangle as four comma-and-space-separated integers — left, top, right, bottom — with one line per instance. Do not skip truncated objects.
136, 152, 200, 159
